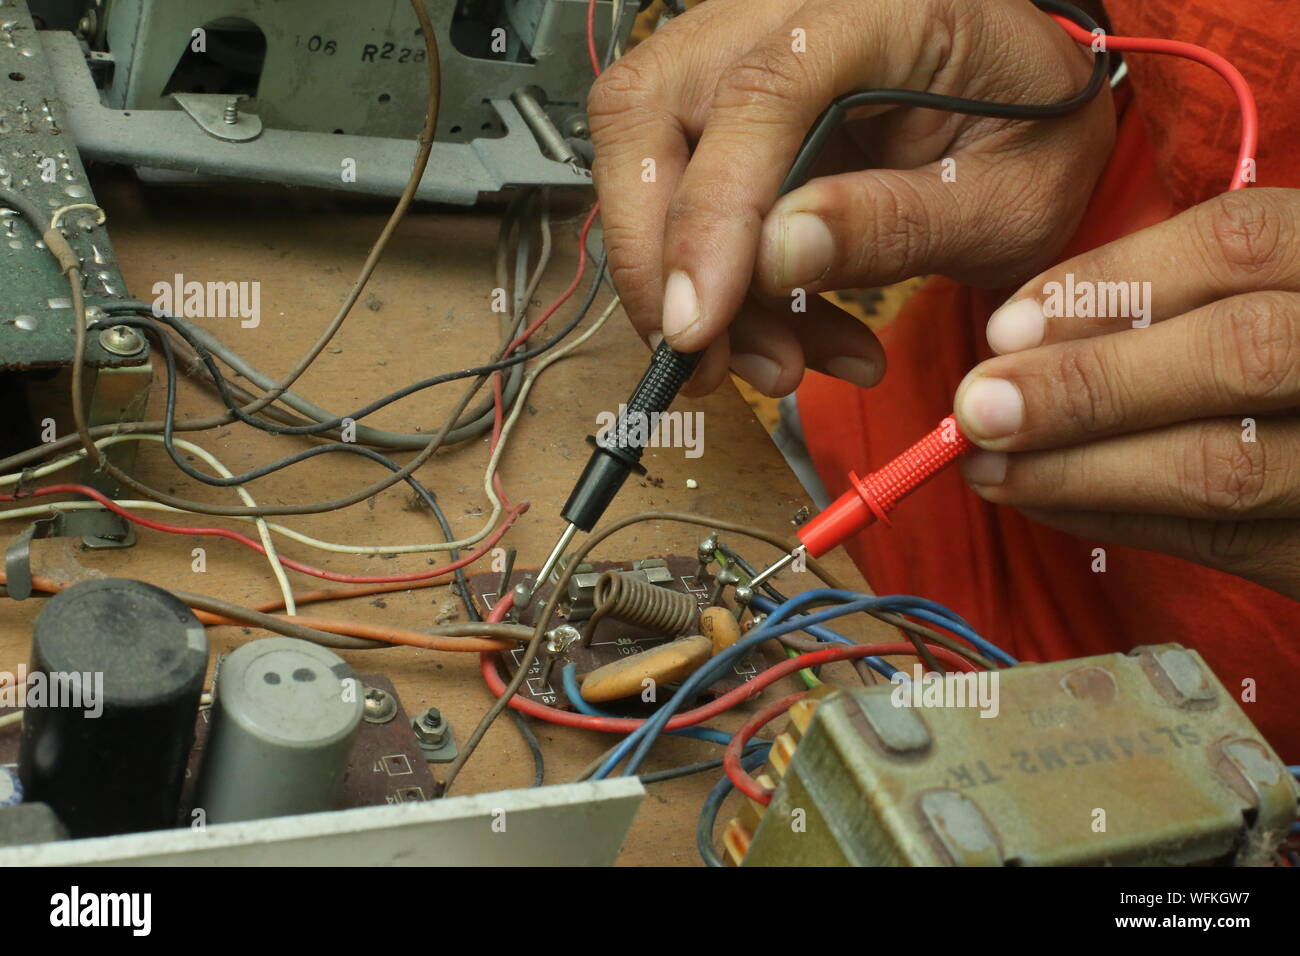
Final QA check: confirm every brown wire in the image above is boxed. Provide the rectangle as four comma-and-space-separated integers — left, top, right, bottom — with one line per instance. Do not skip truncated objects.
61, 0, 475, 518
440, 512, 850, 793
0, 569, 531, 653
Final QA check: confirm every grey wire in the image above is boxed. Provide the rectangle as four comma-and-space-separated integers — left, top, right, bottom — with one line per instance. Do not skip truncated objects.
150, 190, 553, 450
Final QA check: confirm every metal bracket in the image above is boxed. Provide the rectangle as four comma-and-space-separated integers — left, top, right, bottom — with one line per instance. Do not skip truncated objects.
3, 511, 133, 600
171, 93, 264, 143
42, 31, 594, 205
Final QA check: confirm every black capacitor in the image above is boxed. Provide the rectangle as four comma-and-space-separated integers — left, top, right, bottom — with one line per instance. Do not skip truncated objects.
18, 578, 208, 837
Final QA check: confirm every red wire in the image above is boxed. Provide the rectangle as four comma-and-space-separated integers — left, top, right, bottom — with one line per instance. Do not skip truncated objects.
802, 20, 1265, 551
586, 0, 602, 77
503, 203, 601, 355
1050, 14, 1258, 191
723, 692, 806, 805
0, 484, 527, 584
0, 204, 616, 586
478, 591, 975, 732
490, 200, 602, 518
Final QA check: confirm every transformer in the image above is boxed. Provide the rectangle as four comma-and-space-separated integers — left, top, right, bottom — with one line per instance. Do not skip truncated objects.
730, 644, 1298, 866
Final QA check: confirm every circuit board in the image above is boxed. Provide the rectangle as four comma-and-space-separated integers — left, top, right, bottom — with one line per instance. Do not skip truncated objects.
468, 555, 759, 710
1, 1, 137, 371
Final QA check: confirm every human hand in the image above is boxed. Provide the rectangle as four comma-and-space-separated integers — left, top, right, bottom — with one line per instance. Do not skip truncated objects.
956, 188, 1300, 600
588, 0, 1114, 396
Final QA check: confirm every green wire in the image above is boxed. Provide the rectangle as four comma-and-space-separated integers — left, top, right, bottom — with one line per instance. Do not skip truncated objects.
785, 646, 822, 688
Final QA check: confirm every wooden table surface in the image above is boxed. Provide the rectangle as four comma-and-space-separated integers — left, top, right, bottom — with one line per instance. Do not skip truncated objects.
0, 172, 893, 865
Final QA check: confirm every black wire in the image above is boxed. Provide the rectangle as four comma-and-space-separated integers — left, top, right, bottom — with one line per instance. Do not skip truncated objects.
92, 313, 547, 782
101, 251, 609, 444
716, 540, 788, 604
781, 0, 1108, 194
83, 318, 493, 540
638, 743, 767, 786
98, 253, 609, 488
510, 709, 547, 787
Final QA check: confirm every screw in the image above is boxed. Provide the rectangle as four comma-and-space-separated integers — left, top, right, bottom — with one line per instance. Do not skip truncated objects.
223, 97, 240, 125
564, 115, 590, 139
362, 686, 397, 724
98, 324, 144, 356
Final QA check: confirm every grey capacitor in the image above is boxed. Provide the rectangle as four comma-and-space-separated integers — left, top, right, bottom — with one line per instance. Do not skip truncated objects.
195, 638, 362, 823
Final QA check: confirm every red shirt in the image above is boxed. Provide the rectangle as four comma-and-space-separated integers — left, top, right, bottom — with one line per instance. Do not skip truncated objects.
797, 0, 1300, 760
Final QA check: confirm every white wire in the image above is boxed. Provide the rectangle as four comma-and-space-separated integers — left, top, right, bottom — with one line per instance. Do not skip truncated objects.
1, 434, 297, 616
611, 0, 625, 60
0, 298, 621, 562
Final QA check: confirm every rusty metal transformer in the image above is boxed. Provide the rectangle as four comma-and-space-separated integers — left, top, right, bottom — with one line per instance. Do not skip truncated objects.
729, 644, 1298, 866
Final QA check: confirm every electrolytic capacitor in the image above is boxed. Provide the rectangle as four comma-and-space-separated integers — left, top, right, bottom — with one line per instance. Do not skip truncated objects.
18, 578, 208, 837
195, 638, 363, 824
0, 767, 21, 808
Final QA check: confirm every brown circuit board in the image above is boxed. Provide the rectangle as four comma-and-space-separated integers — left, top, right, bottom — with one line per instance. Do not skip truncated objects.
0, 674, 437, 820
467, 555, 759, 710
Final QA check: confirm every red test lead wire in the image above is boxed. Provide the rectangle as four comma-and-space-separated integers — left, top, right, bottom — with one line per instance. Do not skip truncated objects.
1049, 15, 1258, 192
774, 18, 1260, 576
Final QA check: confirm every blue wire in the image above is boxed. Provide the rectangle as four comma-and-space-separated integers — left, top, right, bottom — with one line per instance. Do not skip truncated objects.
1288, 764, 1300, 779
749, 593, 898, 678
600, 589, 1012, 779
759, 590, 1016, 668
561, 663, 734, 749
597, 593, 910, 779
697, 746, 771, 867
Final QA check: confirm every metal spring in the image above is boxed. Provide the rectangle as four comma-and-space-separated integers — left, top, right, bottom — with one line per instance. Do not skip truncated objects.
590, 571, 699, 636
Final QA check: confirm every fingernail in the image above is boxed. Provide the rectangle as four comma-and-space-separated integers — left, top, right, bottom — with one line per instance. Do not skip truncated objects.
962, 450, 1008, 486
822, 355, 882, 389
648, 331, 664, 350
662, 271, 701, 342
987, 298, 1045, 354
774, 212, 834, 288
730, 353, 783, 395
958, 377, 1024, 439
